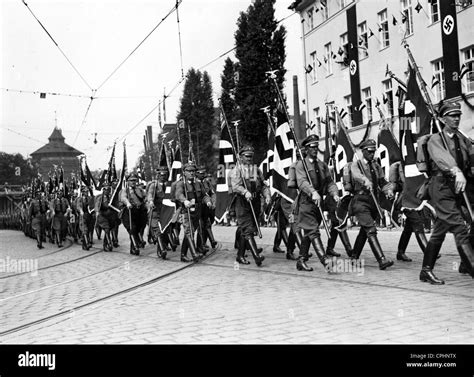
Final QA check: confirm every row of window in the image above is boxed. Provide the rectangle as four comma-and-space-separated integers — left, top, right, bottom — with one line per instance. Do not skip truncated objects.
311, 47, 474, 130
304, 0, 471, 34
307, 1, 443, 83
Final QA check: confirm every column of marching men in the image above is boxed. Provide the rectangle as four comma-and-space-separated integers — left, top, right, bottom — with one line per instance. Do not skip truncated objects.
2, 101, 474, 285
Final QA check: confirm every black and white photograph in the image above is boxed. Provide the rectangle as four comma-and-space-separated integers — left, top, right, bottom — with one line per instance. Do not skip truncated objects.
1, 0, 473, 376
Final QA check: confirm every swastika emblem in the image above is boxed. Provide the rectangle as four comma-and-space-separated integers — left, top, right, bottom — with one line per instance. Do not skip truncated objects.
443, 15, 454, 35
349, 60, 357, 76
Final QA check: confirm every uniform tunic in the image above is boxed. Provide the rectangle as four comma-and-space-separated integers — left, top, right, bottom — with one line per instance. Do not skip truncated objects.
349, 158, 391, 236
175, 179, 211, 237
230, 164, 270, 238
295, 156, 338, 239
427, 129, 474, 245
29, 198, 48, 233
146, 180, 166, 235
120, 185, 147, 236
50, 197, 70, 233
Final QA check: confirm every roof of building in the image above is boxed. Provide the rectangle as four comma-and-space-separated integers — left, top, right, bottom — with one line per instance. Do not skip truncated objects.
30, 127, 83, 157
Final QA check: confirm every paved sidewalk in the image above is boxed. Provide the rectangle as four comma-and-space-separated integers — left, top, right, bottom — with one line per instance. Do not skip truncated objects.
0, 227, 472, 344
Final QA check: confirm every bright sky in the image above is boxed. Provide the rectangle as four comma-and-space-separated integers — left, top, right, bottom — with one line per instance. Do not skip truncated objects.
1, 0, 303, 171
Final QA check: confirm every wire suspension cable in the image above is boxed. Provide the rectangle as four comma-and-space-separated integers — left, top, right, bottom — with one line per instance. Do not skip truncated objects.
96, 0, 183, 91
21, 0, 93, 91
175, 0, 185, 78
1, 87, 90, 99
72, 95, 95, 146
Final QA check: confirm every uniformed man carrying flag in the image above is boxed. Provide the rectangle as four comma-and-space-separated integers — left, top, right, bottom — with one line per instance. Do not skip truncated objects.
230, 145, 271, 266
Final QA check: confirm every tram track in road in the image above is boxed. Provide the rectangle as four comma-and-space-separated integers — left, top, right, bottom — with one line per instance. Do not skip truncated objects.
199, 254, 474, 300
1, 235, 182, 280
0, 243, 221, 338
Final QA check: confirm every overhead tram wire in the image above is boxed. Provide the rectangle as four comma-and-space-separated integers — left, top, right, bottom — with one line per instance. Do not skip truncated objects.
21, 0, 93, 91
72, 94, 95, 147
1, 88, 90, 99
175, 0, 185, 78
96, 0, 183, 92
99, 9, 298, 158
5, 128, 44, 144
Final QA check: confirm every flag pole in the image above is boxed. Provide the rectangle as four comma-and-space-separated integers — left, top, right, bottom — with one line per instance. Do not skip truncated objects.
266, 70, 330, 239
219, 98, 262, 238
402, 39, 473, 220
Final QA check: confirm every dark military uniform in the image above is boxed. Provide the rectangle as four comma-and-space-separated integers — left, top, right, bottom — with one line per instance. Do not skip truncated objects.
230, 146, 271, 266
146, 167, 168, 259
50, 192, 70, 247
422, 102, 474, 283
29, 193, 48, 249
95, 185, 117, 251
389, 161, 428, 261
120, 173, 147, 255
294, 134, 339, 271
196, 166, 218, 251
175, 163, 212, 262
76, 188, 95, 250
349, 139, 394, 270
272, 194, 298, 260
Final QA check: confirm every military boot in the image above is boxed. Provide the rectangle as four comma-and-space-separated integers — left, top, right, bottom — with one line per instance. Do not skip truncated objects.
186, 235, 201, 262
236, 234, 250, 264
457, 243, 474, 278
36, 233, 44, 249
368, 235, 393, 270
207, 227, 218, 249
156, 234, 167, 260
351, 229, 367, 260
247, 236, 264, 267
326, 228, 341, 257
396, 229, 412, 261
180, 237, 192, 262
419, 242, 444, 284
296, 237, 312, 271
311, 237, 332, 272
339, 230, 353, 258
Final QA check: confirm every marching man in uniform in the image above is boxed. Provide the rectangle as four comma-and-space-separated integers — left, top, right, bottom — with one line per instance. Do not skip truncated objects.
349, 139, 394, 270
230, 145, 271, 266
120, 173, 147, 255
294, 134, 340, 272
422, 102, 474, 283
175, 162, 212, 262
147, 166, 168, 259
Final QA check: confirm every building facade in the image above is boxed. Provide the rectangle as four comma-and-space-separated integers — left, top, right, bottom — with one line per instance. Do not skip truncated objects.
289, 0, 474, 142
30, 127, 83, 178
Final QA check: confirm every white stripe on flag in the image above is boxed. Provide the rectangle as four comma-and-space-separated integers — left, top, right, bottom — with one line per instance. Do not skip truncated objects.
404, 163, 423, 178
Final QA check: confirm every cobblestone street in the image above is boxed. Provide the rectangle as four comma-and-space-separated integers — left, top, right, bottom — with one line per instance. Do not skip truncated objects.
1, 225, 472, 345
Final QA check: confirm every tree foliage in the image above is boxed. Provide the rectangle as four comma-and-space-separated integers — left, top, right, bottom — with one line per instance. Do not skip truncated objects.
0, 152, 36, 185
219, 57, 239, 147
234, 0, 287, 163
176, 68, 217, 171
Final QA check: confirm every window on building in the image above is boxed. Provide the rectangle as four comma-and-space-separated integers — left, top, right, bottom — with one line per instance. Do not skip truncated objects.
362, 87, 373, 124
313, 107, 321, 135
307, 7, 314, 30
340, 32, 349, 57
309, 51, 318, 83
378, 9, 390, 49
324, 42, 333, 75
320, 1, 329, 21
358, 21, 368, 59
401, 0, 414, 36
429, 0, 439, 23
343, 94, 353, 127
463, 47, 474, 93
432, 59, 445, 102
383, 79, 394, 117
